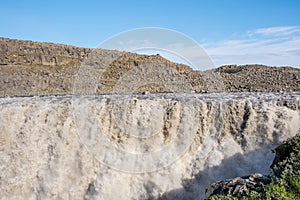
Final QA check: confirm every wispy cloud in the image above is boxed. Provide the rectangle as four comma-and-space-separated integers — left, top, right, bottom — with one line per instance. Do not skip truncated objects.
99, 27, 300, 69
248, 26, 300, 36
204, 26, 300, 67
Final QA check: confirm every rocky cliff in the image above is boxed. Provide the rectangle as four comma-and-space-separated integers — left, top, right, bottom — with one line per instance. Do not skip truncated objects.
0, 92, 299, 199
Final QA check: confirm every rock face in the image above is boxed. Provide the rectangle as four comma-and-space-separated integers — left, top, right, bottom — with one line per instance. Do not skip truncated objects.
0, 37, 90, 66
1, 38, 300, 97
205, 173, 271, 198
0, 37, 90, 96
0, 92, 299, 199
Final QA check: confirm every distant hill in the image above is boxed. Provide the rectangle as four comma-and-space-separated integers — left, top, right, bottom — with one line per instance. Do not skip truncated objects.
0, 37, 299, 96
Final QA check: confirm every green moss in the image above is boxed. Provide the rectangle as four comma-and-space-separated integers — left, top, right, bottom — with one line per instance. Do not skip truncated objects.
208, 178, 300, 199
288, 176, 300, 196
263, 181, 297, 199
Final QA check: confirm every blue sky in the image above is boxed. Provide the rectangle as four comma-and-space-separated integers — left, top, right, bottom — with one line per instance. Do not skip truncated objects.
1, 0, 300, 67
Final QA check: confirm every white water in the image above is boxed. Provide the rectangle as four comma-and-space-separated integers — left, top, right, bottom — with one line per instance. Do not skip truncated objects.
0, 92, 299, 199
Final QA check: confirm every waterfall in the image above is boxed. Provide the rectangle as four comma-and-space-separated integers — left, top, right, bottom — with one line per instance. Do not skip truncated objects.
0, 92, 299, 199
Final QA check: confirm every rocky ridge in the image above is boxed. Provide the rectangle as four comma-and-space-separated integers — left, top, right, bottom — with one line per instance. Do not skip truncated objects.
218, 65, 300, 92
0, 37, 300, 97
0, 38, 205, 96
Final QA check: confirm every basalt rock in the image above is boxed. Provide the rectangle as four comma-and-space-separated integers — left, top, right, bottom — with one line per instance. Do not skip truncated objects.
205, 173, 271, 198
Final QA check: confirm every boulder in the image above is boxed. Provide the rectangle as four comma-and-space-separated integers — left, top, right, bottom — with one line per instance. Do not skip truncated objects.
205, 173, 271, 198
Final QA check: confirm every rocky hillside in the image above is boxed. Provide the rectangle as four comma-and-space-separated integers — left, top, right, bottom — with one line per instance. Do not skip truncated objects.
0, 37, 89, 66
0, 38, 205, 96
0, 37, 300, 96
218, 65, 300, 92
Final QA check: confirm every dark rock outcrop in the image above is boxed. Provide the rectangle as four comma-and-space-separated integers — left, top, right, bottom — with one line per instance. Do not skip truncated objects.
205, 173, 271, 198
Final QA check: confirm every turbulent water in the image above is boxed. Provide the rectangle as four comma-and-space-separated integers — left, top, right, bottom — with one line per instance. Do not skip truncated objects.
0, 92, 300, 200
